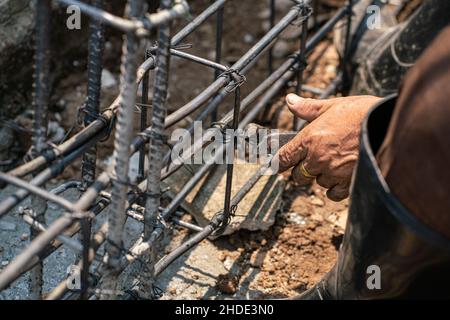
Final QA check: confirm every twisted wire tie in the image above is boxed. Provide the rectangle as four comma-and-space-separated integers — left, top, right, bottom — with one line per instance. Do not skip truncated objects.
219, 68, 247, 92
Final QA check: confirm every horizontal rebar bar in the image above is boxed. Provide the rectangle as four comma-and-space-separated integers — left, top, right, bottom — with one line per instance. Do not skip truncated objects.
0, 172, 75, 212
21, 212, 83, 253
171, 49, 228, 71
172, 0, 227, 45
49, 181, 81, 195
55, 0, 189, 35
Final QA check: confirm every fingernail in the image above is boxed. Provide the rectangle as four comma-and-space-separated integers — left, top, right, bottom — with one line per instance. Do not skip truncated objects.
286, 94, 299, 105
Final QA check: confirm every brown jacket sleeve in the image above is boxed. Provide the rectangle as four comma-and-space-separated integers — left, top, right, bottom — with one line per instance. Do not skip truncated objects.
377, 26, 450, 239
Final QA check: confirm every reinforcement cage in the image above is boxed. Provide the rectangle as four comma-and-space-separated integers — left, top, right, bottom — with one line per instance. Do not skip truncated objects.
0, 0, 355, 299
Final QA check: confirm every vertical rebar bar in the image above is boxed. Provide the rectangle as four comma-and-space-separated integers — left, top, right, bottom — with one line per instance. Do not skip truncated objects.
80, 0, 105, 299
101, 0, 143, 299
81, 0, 105, 190
29, 0, 51, 300
342, 0, 353, 93
138, 49, 152, 182
135, 0, 172, 299
80, 217, 91, 300
211, 3, 224, 122
144, 0, 172, 240
137, 2, 159, 183
293, 12, 308, 131
220, 85, 241, 234
32, 0, 51, 155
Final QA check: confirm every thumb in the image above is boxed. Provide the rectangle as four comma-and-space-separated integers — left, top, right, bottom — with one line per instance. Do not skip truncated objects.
286, 94, 333, 122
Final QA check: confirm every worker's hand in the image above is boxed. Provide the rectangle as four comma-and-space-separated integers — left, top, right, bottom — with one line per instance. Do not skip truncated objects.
276, 94, 381, 201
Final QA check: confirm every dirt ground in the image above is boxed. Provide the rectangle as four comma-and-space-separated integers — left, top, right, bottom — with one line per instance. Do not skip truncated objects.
213, 182, 347, 298
1, 0, 350, 299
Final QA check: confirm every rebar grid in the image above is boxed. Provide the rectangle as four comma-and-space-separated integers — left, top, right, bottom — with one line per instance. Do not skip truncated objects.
0, 0, 356, 300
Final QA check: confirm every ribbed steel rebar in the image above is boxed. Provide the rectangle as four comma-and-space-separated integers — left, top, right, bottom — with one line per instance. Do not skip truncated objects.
29, 0, 52, 300
144, 0, 172, 240
133, 0, 173, 299
81, 0, 105, 190
101, 0, 143, 299
293, 4, 309, 131
80, 2, 105, 297
138, 49, 152, 182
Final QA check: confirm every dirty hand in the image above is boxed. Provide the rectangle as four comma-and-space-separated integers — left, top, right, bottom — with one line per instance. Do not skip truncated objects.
276, 94, 381, 201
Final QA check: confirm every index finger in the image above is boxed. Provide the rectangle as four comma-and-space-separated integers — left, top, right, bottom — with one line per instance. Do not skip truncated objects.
273, 130, 308, 173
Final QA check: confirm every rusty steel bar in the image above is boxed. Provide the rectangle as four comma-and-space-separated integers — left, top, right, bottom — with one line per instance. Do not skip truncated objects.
293, 3, 310, 131
134, 0, 174, 299
219, 85, 242, 235
144, 0, 172, 240
29, 0, 52, 299
81, 0, 105, 190
0, 172, 75, 212
80, 5, 104, 297
137, 49, 152, 182
172, 0, 226, 45
101, 0, 144, 299
214, 2, 224, 79
171, 49, 228, 72
54, 0, 189, 35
